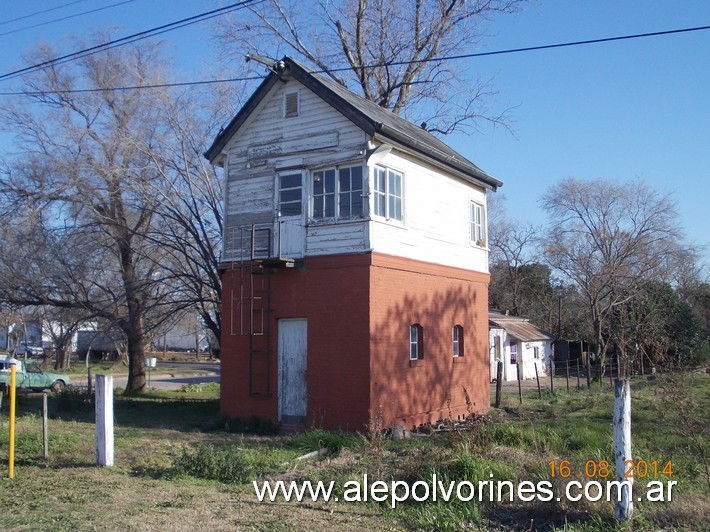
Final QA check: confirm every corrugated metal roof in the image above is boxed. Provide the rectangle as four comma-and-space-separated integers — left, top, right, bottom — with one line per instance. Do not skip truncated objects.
205, 57, 502, 191
489, 312, 553, 342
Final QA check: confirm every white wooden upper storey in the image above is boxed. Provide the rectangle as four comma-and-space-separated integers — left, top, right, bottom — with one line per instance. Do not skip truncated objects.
206, 58, 501, 274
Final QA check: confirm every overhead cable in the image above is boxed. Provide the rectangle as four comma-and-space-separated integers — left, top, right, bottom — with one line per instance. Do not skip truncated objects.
1, 22, 708, 96
0, 0, 261, 83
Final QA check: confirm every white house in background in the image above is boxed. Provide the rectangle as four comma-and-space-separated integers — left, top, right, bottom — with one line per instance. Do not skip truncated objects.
489, 311, 553, 382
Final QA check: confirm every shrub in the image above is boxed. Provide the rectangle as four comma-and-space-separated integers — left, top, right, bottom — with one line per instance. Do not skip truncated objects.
292, 429, 354, 455
52, 386, 94, 415
170, 443, 297, 483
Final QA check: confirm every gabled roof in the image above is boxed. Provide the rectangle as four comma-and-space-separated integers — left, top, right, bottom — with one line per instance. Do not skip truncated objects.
488, 312, 553, 342
205, 56, 502, 191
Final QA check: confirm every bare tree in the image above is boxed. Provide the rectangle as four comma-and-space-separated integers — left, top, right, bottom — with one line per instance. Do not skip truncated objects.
488, 202, 541, 317
0, 40, 186, 392
29, 305, 89, 369
141, 92, 224, 349
217, 0, 525, 134
541, 177, 686, 522
541, 178, 683, 369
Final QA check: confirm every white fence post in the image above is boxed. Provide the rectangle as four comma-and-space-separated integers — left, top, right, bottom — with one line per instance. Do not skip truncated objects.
613, 378, 633, 521
95, 374, 114, 467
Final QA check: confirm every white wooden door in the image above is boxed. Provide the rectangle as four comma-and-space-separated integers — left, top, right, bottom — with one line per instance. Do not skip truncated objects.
278, 319, 307, 421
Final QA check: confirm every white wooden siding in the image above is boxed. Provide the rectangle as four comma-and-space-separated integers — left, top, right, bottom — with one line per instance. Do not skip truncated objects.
368, 151, 489, 273
489, 328, 553, 382
307, 222, 369, 256
220, 78, 491, 274
221, 79, 369, 261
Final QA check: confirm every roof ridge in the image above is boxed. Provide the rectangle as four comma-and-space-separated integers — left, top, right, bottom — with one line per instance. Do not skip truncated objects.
205, 55, 502, 191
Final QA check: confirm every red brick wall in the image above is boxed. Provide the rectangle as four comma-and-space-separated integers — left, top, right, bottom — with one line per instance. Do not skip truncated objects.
220, 252, 490, 432
220, 254, 372, 431
369, 253, 490, 429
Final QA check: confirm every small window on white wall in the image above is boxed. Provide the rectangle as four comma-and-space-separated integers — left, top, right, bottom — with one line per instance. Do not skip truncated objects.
470, 201, 486, 246
374, 166, 403, 221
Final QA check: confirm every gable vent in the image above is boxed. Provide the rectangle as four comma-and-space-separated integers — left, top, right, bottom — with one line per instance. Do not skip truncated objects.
284, 91, 299, 118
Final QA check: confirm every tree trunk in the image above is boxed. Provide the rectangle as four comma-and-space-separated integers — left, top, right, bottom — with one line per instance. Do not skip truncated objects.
54, 347, 66, 370
125, 329, 147, 393
613, 378, 633, 522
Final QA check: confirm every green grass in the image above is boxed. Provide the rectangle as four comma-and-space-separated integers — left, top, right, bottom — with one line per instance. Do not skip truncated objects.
0, 371, 707, 530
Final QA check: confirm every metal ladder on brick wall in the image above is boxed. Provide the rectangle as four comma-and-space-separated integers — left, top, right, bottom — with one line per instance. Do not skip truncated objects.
231, 225, 273, 396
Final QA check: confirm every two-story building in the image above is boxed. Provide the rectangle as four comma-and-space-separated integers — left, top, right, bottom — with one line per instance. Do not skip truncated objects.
205, 57, 502, 431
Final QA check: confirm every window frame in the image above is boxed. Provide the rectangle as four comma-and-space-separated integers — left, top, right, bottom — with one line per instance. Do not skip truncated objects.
373, 165, 404, 222
470, 200, 487, 247
278, 172, 303, 216
452, 325, 464, 358
311, 164, 365, 222
510, 342, 518, 364
409, 324, 423, 361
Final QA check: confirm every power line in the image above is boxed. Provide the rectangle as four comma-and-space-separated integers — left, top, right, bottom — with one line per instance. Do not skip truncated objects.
428, 24, 710, 64
0, 1, 136, 39
0, 0, 89, 27
1, 23, 709, 97
0, 0, 261, 83
0, 75, 264, 96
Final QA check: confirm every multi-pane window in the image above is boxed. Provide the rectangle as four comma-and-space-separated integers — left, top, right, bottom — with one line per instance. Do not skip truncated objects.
470, 201, 486, 245
339, 166, 363, 218
279, 173, 302, 215
312, 165, 363, 220
533, 347, 540, 360
313, 169, 336, 218
374, 166, 403, 221
410, 324, 423, 361
452, 325, 464, 357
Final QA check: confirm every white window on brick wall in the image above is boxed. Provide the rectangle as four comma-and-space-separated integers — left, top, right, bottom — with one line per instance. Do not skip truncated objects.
410, 324, 423, 360
452, 325, 464, 357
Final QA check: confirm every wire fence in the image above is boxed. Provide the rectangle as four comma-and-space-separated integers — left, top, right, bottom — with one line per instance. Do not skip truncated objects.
493, 356, 648, 407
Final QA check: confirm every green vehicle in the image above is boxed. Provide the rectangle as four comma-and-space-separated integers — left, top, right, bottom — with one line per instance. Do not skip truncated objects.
0, 354, 70, 392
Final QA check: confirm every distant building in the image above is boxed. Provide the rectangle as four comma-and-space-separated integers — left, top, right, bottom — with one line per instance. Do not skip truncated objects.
489, 311, 554, 382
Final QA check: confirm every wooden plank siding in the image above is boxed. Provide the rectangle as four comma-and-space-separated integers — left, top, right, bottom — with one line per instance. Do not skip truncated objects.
307, 222, 369, 256
221, 78, 369, 262
220, 77, 489, 274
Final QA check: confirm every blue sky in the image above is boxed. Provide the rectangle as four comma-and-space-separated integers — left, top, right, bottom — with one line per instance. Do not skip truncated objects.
1, 0, 708, 264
